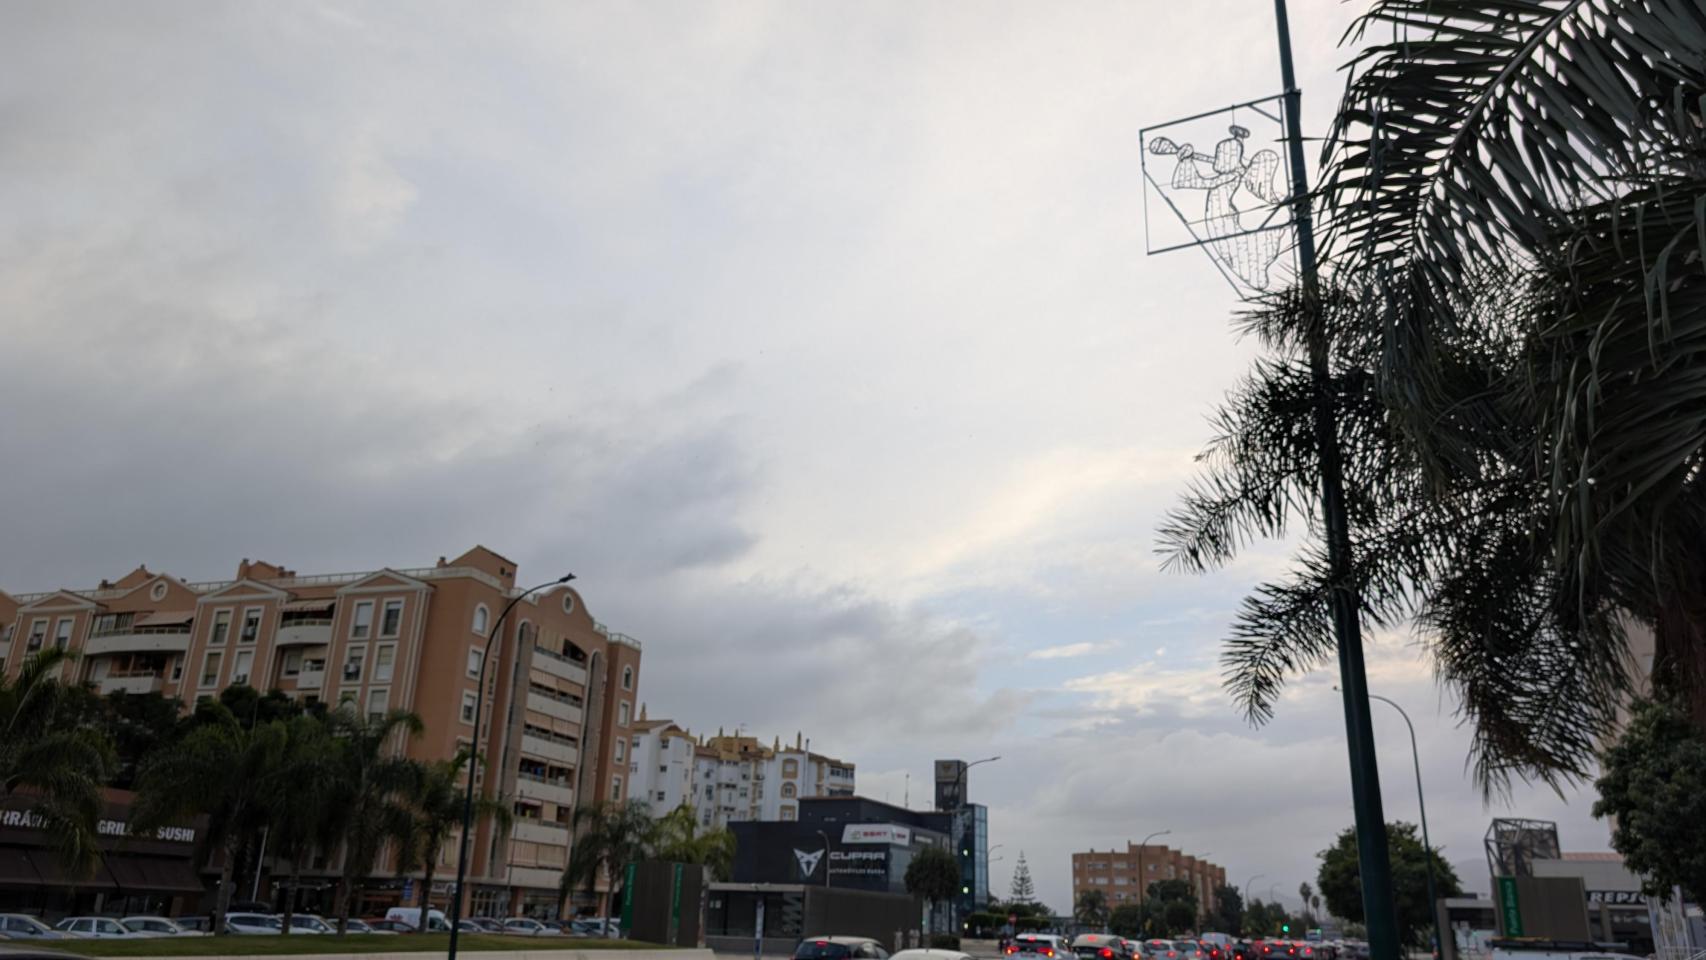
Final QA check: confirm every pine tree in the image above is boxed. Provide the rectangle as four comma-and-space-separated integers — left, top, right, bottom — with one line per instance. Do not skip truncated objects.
1010, 851, 1037, 903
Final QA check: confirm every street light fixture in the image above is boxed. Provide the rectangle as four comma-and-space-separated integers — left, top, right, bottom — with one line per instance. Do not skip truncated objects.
447, 573, 575, 960
1244, 874, 1265, 904
1136, 830, 1172, 905
1365, 691, 1444, 957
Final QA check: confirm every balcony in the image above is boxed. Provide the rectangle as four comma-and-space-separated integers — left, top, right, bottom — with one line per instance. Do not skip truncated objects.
515, 773, 574, 808
526, 691, 584, 726
510, 819, 570, 846
84, 626, 192, 656
97, 673, 165, 696
531, 647, 588, 686
520, 733, 578, 767
296, 666, 325, 690
275, 620, 332, 647
506, 865, 563, 890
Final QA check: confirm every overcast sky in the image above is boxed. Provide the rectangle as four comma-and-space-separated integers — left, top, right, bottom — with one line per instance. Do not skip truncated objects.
1, 1, 1612, 912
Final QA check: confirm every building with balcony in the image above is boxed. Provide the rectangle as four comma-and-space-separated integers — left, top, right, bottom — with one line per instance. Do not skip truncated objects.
0, 545, 644, 919
624, 718, 855, 831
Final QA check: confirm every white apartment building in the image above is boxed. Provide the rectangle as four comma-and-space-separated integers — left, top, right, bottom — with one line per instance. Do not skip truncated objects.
626, 713, 855, 831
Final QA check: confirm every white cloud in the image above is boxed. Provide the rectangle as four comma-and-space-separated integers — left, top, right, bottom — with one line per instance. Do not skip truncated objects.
1027, 641, 1112, 661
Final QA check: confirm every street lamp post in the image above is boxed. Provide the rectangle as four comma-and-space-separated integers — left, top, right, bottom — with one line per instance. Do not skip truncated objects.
1244, 874, 1265, 905
1135, 829, 1172, 929
1367, 693, 1443, 958
446, 573, 576, 960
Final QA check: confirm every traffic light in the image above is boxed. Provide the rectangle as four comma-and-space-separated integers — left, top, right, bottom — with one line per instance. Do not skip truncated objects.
1282, 925, 1290, 934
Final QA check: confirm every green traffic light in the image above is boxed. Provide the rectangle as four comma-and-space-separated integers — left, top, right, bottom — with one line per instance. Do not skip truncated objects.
1282, 925, 1290, 933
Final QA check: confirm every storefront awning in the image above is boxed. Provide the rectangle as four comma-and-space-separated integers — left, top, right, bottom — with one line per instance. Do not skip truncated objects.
0, 851, 40, 887
29, 849, 116, 892
140, 857, 208, 895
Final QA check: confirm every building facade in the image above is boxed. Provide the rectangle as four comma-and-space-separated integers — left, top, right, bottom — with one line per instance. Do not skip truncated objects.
625, 721, 856, 830
0, 546, 642, 918
1071, 843, 1228, 913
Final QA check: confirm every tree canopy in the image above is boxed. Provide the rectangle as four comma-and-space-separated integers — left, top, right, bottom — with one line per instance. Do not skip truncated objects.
1594, 695, 1706, 904
1318, 822, 1461, 947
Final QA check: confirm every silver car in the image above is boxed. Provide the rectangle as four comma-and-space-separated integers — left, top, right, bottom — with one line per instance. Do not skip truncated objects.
0, 915, 68, 940
55, 917, 143, 939
226, 913, 284, 935
122, 916, 208, 937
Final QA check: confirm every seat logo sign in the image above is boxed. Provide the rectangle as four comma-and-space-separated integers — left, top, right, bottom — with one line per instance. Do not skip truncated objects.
794, 847, 825, 877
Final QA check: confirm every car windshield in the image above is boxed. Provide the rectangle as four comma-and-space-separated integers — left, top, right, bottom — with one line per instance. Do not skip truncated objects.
796, 943, 855, 960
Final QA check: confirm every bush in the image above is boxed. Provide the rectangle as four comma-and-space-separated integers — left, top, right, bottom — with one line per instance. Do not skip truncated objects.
930, 935, 962, 950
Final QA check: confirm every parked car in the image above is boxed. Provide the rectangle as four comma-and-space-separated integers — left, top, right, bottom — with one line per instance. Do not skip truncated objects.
283, 915, 336, 935
121, 916, 207, 937
1010, 935, 1072, 959
344, 918, 392, 934
54, 917, 144, 940
225, 913, 284, 935
175, 917, 214, 934
570, 918, 623, 937
364, 918, 417, 933
794, 937, 892, 960
386, 907, 447, 931
540, 920, 569, 933
457, 920, 483, 933
892, 951, 971, 960
1073, 934, 1135, 960
0, 916, 68, 941
467, 917, 505, 933
503, 918, 554, 936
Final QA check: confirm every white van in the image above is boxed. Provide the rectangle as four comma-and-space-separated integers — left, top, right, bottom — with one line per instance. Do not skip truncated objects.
385, 907, 449, 932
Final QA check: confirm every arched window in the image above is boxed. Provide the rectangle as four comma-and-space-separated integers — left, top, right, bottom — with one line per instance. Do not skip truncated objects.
621, 666, 634, 691
781, 782, 797, 799
472, 604, 489, 634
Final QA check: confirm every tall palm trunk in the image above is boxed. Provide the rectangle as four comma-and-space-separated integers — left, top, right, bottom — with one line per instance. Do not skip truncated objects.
280, 848, 305, 937
214, 830, 241, 933
418, 841, 438, 924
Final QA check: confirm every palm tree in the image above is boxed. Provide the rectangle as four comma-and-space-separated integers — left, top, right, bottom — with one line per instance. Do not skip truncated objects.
1162, 0, 1706, 791
269, 714, 341, 937
1075, 888, 1111, 930
649, 804, 735, 880
133, 703, 287, 932
0, 649, 112, 876
560, 799, 655, 930
321, 707, 423, 934
395, 749, 511, 923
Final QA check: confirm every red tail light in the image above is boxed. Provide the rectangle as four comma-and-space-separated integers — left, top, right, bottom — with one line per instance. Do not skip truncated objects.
1044, 950, 1055, 957
1102, 950, 1114, 958
816, 943, 829, 948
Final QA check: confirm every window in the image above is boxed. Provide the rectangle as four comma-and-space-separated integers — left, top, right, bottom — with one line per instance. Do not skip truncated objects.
472, 604, 489, 634
283, 650, 303, 677
467, 647, 483, 678
232, 650, 253, 685
26, 618, 47, 651
618, 701, 630, 726
209, 610, 231, 645
656, 791, 666, 802
53, 617, 73, 650
344, 647, 365, 681
461, 692, 478, 724
621, 665, 633, 691
170, 656, 183, 681
614, 740, 626, 763
374, 644, 395, 683
200, 651, 223, 688
610, 777, 622, 801
380, 599, 403, 638
780, 805, 796, 821
367, 688, 389, 721
351, 601, 373, 639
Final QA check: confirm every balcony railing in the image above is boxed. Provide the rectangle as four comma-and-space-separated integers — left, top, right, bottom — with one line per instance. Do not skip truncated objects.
90, 623, 191, 639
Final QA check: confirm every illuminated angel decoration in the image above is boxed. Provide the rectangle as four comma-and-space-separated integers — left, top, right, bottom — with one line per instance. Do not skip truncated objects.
1147, 125, 1287, 289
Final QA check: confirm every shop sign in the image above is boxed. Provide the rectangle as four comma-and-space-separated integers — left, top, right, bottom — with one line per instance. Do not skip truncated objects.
842, 824, 911, 845
1587, 890, 1647, 906
1, 809, 195, 844
829, 849, 888, 878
